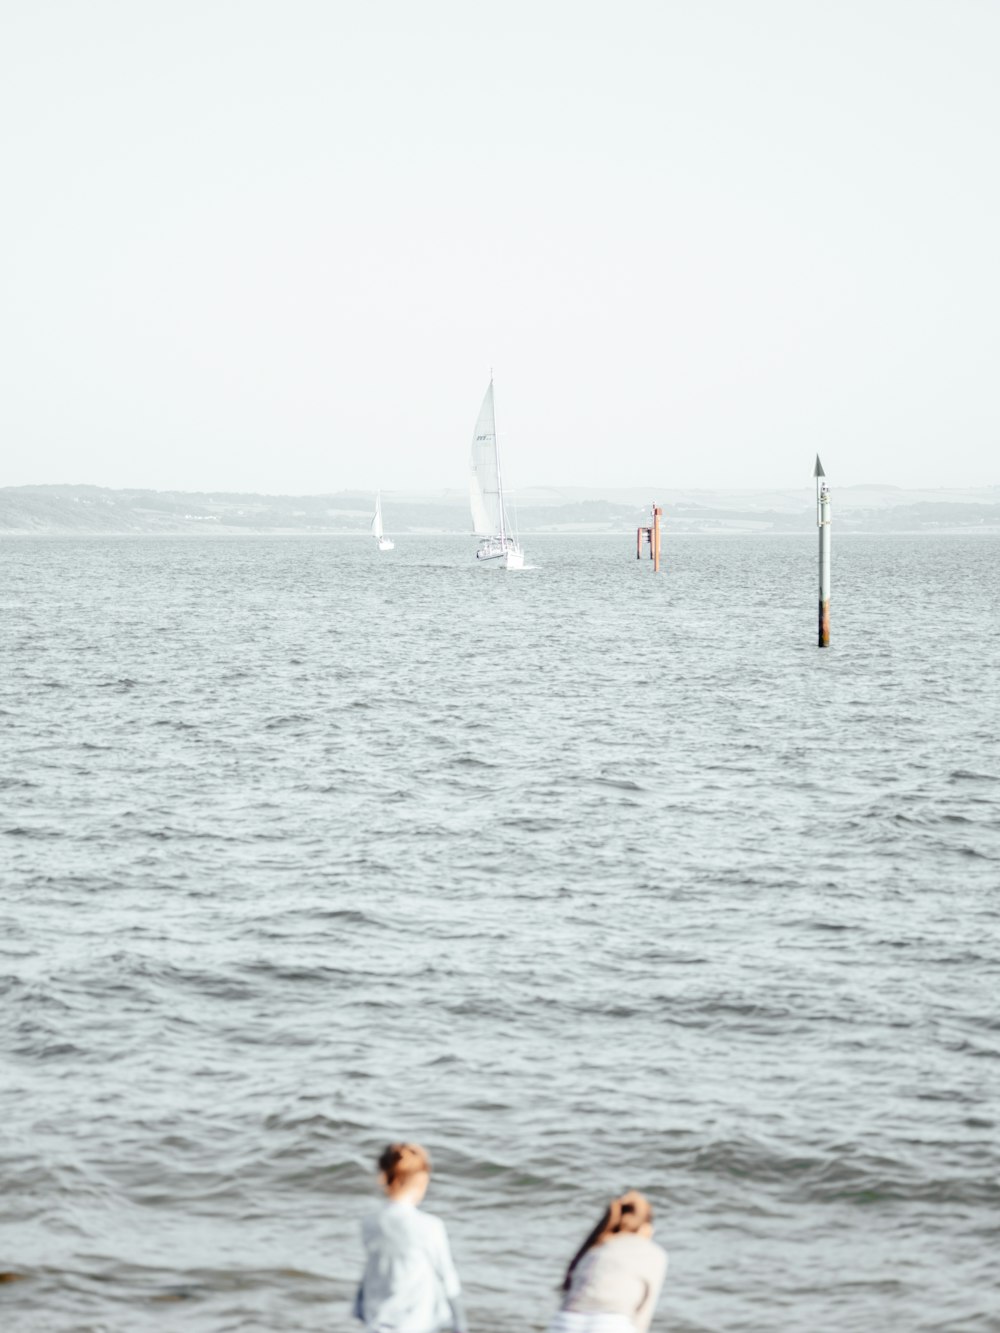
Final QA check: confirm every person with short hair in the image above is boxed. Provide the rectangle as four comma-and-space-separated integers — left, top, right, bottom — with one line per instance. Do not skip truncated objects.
354, 1142, 467, 1333
548, 1190, 667, 1333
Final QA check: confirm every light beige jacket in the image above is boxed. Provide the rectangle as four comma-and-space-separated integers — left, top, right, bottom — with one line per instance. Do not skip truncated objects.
562, 1234, 668, 1333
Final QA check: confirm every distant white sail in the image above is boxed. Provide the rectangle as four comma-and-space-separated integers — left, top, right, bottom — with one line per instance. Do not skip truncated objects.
469, 381, 506, 539
371, 492, 394, 549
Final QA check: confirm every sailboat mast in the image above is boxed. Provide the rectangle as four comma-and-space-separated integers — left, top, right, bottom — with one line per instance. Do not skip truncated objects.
491, 375, 507, 544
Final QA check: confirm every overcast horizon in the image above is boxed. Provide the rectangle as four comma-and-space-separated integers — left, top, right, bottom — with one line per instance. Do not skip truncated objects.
3, 1, 998, 495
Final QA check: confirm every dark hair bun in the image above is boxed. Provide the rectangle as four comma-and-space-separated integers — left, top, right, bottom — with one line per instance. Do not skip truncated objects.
378, 1142, 431, 1187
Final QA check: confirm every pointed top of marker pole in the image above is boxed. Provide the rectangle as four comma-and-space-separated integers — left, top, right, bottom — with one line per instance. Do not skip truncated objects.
813, 454, 825, 478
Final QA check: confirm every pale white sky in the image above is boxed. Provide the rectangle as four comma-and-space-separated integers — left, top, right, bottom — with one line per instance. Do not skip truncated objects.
2, 1, 997, 493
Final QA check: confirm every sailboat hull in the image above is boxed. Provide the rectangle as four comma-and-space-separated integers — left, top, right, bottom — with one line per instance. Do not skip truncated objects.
476, 537, 523, 568
376, 537, 395, 551
476, 537, 517, 561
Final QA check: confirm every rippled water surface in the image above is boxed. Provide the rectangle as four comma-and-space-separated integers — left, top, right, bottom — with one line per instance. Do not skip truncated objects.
2, 533, 998, 1332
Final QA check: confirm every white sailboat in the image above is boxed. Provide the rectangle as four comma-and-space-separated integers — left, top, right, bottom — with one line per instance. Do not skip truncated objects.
469, 376, 524, 570
371, 491, 394, 551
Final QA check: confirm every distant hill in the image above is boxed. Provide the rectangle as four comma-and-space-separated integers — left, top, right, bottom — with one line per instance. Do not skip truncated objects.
1, 483, 999, 535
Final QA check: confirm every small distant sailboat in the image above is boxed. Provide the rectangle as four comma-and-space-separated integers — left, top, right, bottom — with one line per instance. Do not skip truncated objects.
371, 491, 394, 551
469, 376, 524, 570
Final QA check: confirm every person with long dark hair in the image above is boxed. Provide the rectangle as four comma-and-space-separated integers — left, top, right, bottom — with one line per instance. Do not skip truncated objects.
354, 1142, 467, 1333
547, 1190, 667, 1332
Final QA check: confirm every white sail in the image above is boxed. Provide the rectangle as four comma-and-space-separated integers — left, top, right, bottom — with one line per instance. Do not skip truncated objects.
469, 382, 506, 539
371, 492, 383, 539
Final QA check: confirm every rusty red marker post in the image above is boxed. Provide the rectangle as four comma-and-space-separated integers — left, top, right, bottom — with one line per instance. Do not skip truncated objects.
636, 505, 663, 572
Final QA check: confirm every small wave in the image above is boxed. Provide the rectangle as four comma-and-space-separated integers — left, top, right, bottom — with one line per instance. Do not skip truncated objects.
12, 1039, 83, 1060
498, 816, 561, 831
239, 961, 358, 984
278, 906, 381, 926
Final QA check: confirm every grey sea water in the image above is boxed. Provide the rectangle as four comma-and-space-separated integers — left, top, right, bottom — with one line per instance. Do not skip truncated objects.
1, 533, 998, 1333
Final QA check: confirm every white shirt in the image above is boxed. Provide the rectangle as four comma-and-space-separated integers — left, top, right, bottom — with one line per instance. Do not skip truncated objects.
357, 1200, 464, 1333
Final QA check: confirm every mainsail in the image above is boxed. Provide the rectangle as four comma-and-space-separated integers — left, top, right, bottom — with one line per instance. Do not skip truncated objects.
469, 381, 506, 539
371, 492, 384, 539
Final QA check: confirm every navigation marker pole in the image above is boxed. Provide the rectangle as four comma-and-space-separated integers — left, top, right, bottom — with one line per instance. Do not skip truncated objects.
815, 455, 831, 647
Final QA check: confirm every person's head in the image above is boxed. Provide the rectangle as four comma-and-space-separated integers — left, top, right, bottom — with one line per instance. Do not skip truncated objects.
562, 1190, 655, 1291
377, 1142, 431, 1204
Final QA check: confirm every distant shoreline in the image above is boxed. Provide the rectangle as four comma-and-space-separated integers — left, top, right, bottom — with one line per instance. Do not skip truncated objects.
3, 482, 998, 537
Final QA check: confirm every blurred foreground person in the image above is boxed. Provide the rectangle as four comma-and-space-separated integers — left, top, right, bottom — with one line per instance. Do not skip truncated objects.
548, 1190, 667, 1333
354, 1142, 467, 1333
